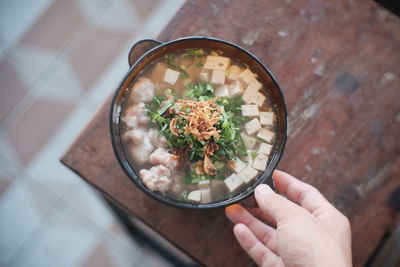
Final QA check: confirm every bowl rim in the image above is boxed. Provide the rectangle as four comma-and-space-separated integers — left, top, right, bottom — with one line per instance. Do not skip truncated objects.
109, 36, 288, 210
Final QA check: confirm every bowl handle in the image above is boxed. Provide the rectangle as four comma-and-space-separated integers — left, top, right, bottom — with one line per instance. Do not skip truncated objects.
128, 39, 163, 68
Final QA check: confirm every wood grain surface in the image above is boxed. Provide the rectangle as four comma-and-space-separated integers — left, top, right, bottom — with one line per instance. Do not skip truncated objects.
61, 0, 400, 266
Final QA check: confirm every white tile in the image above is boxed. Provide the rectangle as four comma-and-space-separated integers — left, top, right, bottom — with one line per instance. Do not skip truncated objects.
78, 0, 139, 33
101, 231, 143, 267
29, 161, 83, 202
20, 206, 101, 267
39, 61, 84, 103
0, 0, 53, 45
7, 45, 55, 90
0, 137, 22, 178
0, 180, 53, 265
73, 0, 112, 24
25, 106, 94, 199
106, 222, 137, 250
70, 183, 114, 231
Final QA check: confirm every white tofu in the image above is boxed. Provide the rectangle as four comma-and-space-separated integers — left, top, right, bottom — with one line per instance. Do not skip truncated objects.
245, 118, 261, 135
241, 133, 257, 149
239, 69, 257, 86
259, 142, 273, 155
252, 92, 266, 107
242, 91, 254, 104
198, 180, 210, 189
242, 81, 262, 104
226, 65, 242, 81
257, 128, 275, 143
200, 189, 212, 203
246, 80, 263, 92
259, 111, 275, 126
241, 105, 259, 117
211, 69, 226, 85
229, 81, 244, 97
203, 56, 231, 71
199, 69, 210, 82
238, 165, 259, 183
224, 173, 244, 192
215, 84, 230, 98
188, 190, 202, 203
163, 68, 180, 85
253, 153, 269, 171
229, 158, 246, 173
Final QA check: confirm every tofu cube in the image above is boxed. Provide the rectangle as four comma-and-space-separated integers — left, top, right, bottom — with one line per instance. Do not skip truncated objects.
252, 92, 266, 107
226, 65, 242, 81
201, 189, 212, 203
253, 153, 269, 171
241, 105, 259, 117
229, 81, 244, 97
246, 80, 263, 92
229, 158, 246, 173
224, 173, 244, 192
260, 111, 275, 126
239, 69, 257, 86
242, 81, 262, 104
198, 180, 210, 189
238, 165, 259, 183
259, 142, 273, 155
242, 90, 254, 104
188, 190, 202, 202
241, 133, 257, 149
199, 69, 210, 82
211, 69, 226, 85
257, 128, 275, 143
163, 68, 180, 85
245, 118, 261, 135
203, 56, 231, 71
215, 84, 230, 98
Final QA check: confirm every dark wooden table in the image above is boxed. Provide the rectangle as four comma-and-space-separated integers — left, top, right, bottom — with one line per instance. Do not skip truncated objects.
61, 0, 400, 266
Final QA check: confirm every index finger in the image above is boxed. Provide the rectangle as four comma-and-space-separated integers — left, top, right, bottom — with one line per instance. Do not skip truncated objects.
272, 170, 334, 214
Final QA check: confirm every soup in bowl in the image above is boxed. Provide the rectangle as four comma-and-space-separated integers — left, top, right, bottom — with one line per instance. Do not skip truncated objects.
110, 37, 287, 209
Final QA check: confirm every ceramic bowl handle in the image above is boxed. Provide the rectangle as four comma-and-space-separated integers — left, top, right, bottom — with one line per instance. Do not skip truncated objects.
128, 39, 162, 68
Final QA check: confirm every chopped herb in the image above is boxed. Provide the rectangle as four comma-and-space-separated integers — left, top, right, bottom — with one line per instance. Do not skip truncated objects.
185, 81, 215, 100
157, 101, 174, 115
183, 48, 205, 59
183, 48, 205, 67
181, 189, 189, 201
165, 54, 189, 79
251, 151, 259, 157
214, 161, 225, 170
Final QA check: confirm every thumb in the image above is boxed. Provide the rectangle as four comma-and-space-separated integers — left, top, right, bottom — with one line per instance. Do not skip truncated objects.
255, 184, 304, 223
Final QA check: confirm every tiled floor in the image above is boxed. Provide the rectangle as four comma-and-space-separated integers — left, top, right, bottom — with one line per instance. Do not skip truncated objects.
0, 0, 185, 266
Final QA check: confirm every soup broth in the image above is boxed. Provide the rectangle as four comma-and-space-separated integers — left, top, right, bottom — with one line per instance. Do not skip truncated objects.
120, 48, 277, 204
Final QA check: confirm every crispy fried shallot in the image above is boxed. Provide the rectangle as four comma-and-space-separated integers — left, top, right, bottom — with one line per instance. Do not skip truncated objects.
168, 99, 223, 176
169, 99, 222, 142
203, 154, 217, 175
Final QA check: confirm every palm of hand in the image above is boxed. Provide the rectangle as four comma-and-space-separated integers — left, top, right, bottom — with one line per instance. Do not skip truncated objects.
225, 170, 352, 267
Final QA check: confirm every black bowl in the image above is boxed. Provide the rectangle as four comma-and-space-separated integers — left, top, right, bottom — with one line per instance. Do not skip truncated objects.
110, 36, 288, 209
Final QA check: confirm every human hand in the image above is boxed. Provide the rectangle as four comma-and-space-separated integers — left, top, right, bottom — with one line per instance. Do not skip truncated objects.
225, 170, 352, 267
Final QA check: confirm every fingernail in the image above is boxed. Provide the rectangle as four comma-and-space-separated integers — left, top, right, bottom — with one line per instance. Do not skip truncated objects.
255, 184, 273, 196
